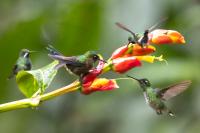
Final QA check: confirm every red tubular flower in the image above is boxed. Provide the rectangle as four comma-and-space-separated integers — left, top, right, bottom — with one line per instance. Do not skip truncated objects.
81, 60, 119, 95
110, 44, 156, 59
112, 57, 142, 73
148, 29, 186, 45
82, 61, 105, 84
110, 45, 128, 59
82, 78, 119, 95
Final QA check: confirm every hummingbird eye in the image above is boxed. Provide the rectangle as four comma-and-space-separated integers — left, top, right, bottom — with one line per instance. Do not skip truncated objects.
144, 79, 150, 86
92, 55, 99, 61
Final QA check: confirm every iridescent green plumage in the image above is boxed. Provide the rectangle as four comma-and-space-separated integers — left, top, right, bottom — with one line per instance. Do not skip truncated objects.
127, 75, 191, 116
8, 49, 32, 79
47, 45, 102, 79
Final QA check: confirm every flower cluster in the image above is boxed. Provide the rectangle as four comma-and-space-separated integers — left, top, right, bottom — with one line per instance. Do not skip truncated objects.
81, 28, 185, 94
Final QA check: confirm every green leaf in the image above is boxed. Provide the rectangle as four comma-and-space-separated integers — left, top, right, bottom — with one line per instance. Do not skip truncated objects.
16, 61, 59, 98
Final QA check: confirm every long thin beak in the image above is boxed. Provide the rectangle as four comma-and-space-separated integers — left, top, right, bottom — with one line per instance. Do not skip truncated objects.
97, 54, 107, 63
126, 75, 140, 81
29, 50, 38, 53
99, 59, 107, 63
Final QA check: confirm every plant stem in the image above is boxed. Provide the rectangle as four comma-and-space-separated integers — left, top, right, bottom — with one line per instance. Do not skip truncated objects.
40, 80, 80, 101
0, 80, 80, 113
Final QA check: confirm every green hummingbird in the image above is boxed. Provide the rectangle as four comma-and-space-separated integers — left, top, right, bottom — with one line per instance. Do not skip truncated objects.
8, 49, 33, 79
127, 75, 192, 116
47, 45, 105, 79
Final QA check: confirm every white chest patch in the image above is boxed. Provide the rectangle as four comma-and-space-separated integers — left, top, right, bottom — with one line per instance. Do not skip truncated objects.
143, 92, 149, 104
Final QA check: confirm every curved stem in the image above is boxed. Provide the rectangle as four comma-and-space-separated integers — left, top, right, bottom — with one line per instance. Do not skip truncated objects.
0, 80, 80, 113
40, 80, 80, 101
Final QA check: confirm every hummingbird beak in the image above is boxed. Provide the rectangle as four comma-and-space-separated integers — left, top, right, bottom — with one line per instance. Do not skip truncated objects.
99, 59, 107, 63
126, 75, 140, 81
97, 54, 107, 63
29, 50, 38, 53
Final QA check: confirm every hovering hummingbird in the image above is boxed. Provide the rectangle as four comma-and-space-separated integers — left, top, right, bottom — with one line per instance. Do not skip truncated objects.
47, 45, 106, 79
115, 18, 167, 48
8, 49, 34, 79
127, 75, 192, 116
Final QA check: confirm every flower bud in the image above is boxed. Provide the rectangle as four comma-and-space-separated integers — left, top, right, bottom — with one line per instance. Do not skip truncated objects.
112, 57, 141, 73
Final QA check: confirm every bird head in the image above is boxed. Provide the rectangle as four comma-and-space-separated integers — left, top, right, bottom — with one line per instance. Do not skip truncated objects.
20, 49, 30, 58
84, 51, 107, 63
20, 49, 37, 58
127, 75, 151, 90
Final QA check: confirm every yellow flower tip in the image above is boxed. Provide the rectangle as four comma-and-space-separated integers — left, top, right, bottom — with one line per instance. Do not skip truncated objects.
155, 55, 168, 65
155, 55, 163, 61
112, 79, 119, 88
136, 56, 155, 63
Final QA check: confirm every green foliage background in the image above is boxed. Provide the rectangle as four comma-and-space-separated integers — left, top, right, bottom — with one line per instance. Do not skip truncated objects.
0, 0, 199, 133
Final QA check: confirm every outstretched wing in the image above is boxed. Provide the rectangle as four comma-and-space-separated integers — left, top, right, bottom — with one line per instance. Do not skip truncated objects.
46, 45, 62, 55
48, 54, 84, 67
157, 80, 192, 100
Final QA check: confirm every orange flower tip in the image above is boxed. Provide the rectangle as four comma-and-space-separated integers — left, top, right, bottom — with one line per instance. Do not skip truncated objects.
82, 78, 119, 95
150, 29, 186, 45
179, 37, 186, 44
148, 45, 156, 51
168, 30, 186, 44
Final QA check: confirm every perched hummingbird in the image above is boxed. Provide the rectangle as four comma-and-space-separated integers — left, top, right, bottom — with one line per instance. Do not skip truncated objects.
8, 49, 33, 79
127, 75, 192, 116
47, 45, 105, 79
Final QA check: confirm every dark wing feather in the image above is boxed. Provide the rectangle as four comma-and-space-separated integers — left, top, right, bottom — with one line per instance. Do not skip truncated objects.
48, 54, 84, 67
115, 22, 138, 42
8, 65, 18, 79
157, 80, 192, 100
46, 45, 62, 55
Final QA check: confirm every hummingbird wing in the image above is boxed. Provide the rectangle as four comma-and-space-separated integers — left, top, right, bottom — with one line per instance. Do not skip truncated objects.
157, 80, 192, 100
46, 45, 62, 55
8, 65, 18, 79
48, 54, 85, 67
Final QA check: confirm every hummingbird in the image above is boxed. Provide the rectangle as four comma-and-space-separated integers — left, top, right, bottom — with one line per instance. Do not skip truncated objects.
8, 49, 33, 79
127, 75, 192, 116
46, 45, 106, 80
115, 18, 167, 48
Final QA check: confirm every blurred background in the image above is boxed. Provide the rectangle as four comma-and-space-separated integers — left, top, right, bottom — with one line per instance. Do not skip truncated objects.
0, 0, 200, 133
